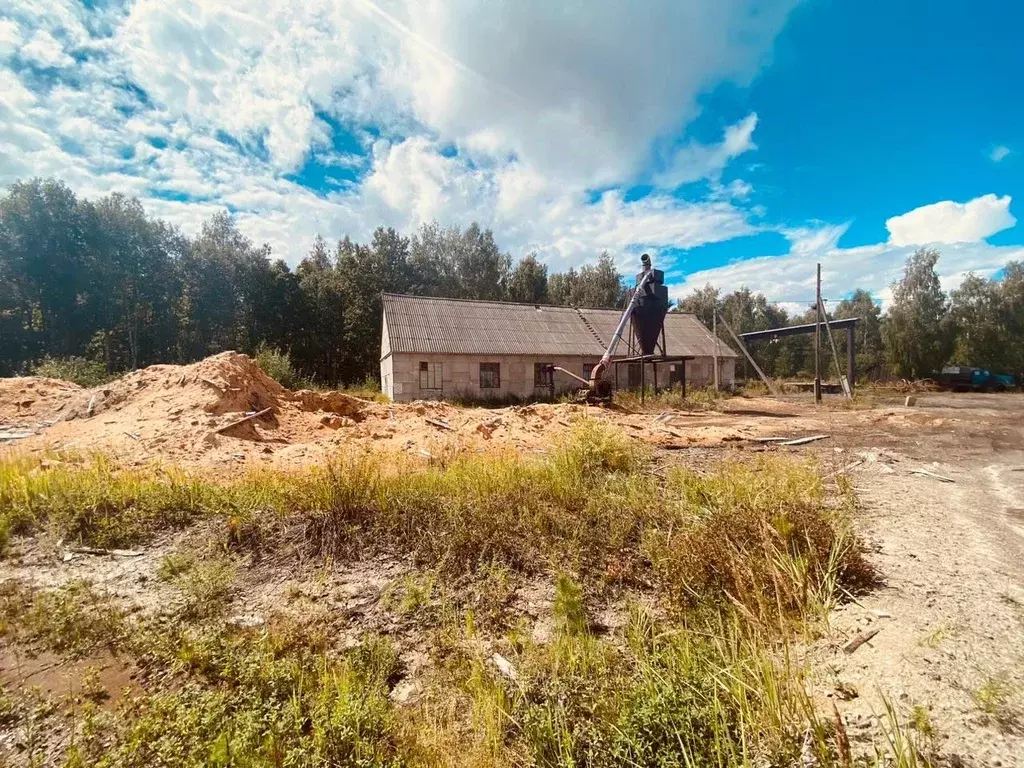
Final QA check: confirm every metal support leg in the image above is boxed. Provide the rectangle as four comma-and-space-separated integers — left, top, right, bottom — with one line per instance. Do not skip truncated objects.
846, 326, 856, 392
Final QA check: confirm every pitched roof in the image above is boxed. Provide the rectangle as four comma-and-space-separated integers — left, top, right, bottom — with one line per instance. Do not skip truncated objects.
381, 293, 737, 359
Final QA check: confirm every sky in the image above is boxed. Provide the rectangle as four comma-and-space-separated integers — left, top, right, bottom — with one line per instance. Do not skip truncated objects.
1, 0, 1022, 310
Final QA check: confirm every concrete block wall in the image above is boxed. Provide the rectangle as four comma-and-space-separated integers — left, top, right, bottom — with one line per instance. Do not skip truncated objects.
382, 354, 736, 402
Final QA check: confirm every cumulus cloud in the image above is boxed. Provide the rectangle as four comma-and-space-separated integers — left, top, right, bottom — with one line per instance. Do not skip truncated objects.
0, 0, 792, 266
886, 194, 1016, 246
21, 28, 75, 68
655, 113, 759, 189
990, 145, 1011, 162
673, 216, 1024, 311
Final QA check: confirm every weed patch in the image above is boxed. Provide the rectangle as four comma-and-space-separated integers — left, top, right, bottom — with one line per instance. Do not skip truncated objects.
1, 422, 870, 627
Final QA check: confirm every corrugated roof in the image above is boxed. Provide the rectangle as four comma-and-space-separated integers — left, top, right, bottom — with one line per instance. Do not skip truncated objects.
381, 294, 737, 359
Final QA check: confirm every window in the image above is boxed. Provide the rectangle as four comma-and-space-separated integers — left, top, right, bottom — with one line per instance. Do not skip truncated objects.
419, 361, 441, 390
534, 363, 553, 387
480, 362, 501, 389
583, 363, 595, 382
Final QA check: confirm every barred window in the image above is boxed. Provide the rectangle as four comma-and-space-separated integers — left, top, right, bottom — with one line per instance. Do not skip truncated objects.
419, 361, 442, 390
480, 362, 500, 389
534, 363, 553, 387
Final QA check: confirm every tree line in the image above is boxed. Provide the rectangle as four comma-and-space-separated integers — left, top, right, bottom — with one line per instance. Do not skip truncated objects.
677, 248, 1024, 381
3, 178, 1023, 387
0, 178, 624, 384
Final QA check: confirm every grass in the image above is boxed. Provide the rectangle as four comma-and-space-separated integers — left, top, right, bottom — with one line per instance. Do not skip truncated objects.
972, 673, 1018, 729
614, 385, 730, 412
0, 580, 125, 658
0, 423, 872, 626
0, 421, 910, 765
30, 355, 115, 387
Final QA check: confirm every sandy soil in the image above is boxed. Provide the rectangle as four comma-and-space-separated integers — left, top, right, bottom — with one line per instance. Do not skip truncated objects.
0, 352, 773, 468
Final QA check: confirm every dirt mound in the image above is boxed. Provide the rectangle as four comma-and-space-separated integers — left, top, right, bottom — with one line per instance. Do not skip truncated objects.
0, 377, 81, 425
1, 352, 766, 468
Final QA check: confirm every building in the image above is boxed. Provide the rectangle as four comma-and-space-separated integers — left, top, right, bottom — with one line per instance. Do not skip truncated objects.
379, 293, 738, 402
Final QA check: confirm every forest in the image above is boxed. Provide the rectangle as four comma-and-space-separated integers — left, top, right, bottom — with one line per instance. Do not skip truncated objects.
3, 177, 1024, 386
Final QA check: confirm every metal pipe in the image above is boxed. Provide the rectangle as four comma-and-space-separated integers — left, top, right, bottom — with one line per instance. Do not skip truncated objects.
550, 366, 589, 386
587, 267, 655, 388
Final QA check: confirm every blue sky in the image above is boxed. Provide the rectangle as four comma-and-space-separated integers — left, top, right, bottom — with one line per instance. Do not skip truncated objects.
1, 0, 1021, 307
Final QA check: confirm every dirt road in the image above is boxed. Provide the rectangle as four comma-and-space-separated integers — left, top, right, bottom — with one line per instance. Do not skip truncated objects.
804, 394, 1024, 765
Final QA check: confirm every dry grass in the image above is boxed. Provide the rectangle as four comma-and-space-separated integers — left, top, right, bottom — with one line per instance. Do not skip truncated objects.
1, 423, 871, 626
0, 421, 913, 766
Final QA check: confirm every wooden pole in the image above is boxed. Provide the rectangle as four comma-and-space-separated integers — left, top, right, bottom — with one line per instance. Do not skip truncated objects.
713, 310, 720, 391
717, 311, 779, 397
814, 263, 822, 403
819, 297, 851, 398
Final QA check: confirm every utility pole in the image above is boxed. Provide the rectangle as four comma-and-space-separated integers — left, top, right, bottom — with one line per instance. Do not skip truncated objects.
712, 308, 720, 391
814, 263, 822, 403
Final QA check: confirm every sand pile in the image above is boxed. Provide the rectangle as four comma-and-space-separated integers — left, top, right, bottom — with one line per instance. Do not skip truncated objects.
1, 351, 761, 468
0, 377, 81, 427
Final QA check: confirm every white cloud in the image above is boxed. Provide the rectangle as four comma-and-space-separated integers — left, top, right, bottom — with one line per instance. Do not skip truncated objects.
886, 194, 1016, 246
672, 218, 1024, 312
1, 0, 791, 268
105, 0, 795, 182
655, 113, 759, 189
21, 28, 75, 68
0, 18, 20, 59
991, 145, 1011, 163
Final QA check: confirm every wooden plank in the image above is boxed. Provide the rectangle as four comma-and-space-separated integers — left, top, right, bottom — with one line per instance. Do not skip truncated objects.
909, 468, 955, 483
214, 406, 273, 434
842, 627, 881, 654
780, 434, 830, 446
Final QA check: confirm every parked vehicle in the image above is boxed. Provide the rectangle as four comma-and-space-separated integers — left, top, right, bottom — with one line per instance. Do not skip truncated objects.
932, 366, 1017, 392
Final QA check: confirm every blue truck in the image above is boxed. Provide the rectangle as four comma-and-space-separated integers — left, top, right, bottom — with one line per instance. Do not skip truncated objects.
933, 366, 1017, 392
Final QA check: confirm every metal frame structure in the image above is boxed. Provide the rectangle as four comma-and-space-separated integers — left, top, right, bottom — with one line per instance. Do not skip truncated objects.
607, 310, 693, 402
739, 317, 859, 392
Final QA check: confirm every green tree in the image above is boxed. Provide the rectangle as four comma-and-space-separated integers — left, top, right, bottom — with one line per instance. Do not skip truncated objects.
0, 179, 90, 367
547, 268, 577, 305
833, 289, 884, 380
508, 253, 549, 304
674, 284, 719, 328
882, 248, 954, 379
571, 252, 624, 308
948, 274, 1009, 370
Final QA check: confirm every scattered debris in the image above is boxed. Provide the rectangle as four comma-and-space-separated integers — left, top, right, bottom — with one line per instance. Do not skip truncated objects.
490, 652, 519, 682
200, 377, 223, 392
214, 406, 274, 434
67, 546, 144, 557
842, 627, 881, 654
905, 395, 917, 407
425, 418, 453, 431
909, 468, 955, 483
781, 434, 830, 446
749, 436, 792, 443
124, 431, 140, 441
87, 394, 97, 417
826, 459, 864, 478
0, 430, 34, 441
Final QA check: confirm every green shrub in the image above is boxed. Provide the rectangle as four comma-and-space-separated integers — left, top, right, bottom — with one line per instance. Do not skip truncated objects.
30, 356, 113, 387
253, 344, 305, 389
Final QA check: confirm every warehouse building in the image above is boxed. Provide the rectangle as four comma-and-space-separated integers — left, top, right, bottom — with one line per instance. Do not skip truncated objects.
380, 293, 737, 402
